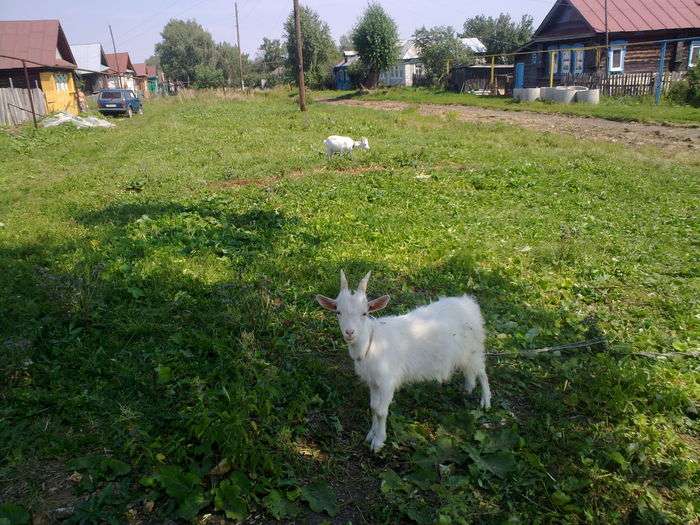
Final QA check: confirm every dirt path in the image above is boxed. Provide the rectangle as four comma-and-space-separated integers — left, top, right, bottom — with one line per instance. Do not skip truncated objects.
325, 99, 698, 153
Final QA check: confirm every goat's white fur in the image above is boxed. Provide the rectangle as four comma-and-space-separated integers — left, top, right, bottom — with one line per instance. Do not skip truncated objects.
324, 135, 369, 158
316, 271, 491, 453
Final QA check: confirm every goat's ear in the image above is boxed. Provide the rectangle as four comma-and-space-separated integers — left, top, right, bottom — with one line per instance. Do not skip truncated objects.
316, 295, 337, 311
368, 294, 390, 312
340, 269, 348, 290
357, 271, 371, 294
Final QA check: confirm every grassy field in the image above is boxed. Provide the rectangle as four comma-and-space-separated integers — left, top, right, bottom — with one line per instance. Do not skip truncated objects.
1, 90, 698, 524
318, 87, 700, 125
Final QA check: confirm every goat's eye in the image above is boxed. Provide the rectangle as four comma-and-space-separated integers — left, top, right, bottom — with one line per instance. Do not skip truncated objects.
335, 311, 341, 316
363, 312, 368, 316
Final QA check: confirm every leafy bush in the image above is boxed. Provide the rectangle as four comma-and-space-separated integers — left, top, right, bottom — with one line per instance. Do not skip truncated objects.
666, 63, 700, 106
194, 63, 225, 89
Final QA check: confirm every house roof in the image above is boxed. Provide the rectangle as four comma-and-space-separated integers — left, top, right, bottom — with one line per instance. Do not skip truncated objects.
132, 63, 148, 77
0, 19, 76, 70
70, 43, 110, 75
398, 39, 420, 60
146, 65, 157, 77
460, 37, 487, 53
535, 0, 700, 36
105, 52, 135, 74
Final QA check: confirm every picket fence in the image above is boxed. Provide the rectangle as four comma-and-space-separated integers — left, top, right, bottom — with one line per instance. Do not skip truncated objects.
559, 71, 686, 97
0, 86, 47, 126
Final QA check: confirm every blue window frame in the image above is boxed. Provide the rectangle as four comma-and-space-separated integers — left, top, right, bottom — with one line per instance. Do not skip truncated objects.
608, 39, 627, 73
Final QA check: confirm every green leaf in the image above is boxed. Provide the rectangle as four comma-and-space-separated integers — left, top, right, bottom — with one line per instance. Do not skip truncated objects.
0, 504, 30, 525
214, 473, 252, 520
301, 482, 339, 517
155, 466, 207, 520
551, 490, 571, 506
379, 469, 404, 494
263, 490, 302, 520
608, 450, 628, 469
127, 286, 144, 299
156, 365, 172, 384
463, 445, 517, 478
68, 455, 130, 481
525, 327, 540, 343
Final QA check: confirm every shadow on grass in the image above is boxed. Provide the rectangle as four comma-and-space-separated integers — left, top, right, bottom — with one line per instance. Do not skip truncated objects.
1, 197, 695, 523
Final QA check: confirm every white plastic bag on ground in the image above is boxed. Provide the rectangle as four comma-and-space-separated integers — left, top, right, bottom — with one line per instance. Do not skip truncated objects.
41, 112, 115, 129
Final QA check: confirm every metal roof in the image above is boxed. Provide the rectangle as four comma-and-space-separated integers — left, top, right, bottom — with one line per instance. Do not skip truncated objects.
0, 19, 76, 70
539, 0, 700, 34
132, 63, 148, 77
70, 43, 110, 75
460, 37, 487, 53
105, 52, 135, 74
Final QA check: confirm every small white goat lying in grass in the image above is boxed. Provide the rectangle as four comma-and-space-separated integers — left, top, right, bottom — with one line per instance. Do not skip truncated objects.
323, 135, 369, 158
317, 271, 491, 453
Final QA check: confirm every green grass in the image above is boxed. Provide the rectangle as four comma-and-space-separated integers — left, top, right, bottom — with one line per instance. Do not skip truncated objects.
1, 90, 698, 524
317, 86, 700, 125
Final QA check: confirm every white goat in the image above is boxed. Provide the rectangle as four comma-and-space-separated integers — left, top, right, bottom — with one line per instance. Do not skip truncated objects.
316, 271, 491, 453
323, 135, 369, 158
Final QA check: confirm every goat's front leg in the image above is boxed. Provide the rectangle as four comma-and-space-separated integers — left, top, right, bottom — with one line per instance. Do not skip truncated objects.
368, 385, 394, 453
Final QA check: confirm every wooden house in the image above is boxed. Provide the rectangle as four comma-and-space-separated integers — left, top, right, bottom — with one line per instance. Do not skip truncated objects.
0, 19, 80, 114
132, 63, 148, 95
514, 0, 700, 89
70, 43, 115, 94
104, 52, 136, 91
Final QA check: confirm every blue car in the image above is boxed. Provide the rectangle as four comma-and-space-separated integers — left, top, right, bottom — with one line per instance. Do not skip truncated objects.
97, 89, 143, 117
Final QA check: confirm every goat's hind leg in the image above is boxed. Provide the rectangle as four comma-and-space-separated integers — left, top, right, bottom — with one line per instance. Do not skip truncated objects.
478, 368, 491, 410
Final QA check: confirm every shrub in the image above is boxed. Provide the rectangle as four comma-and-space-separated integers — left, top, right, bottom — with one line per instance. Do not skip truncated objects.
666, 63, 700, 107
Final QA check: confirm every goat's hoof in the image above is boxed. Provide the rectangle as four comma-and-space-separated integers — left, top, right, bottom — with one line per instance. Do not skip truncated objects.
480, 397, 491, 410
370, 436, 385, 453
365, 429, 375, 443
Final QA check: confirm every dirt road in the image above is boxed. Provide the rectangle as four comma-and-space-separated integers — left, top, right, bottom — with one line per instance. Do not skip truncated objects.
325, 99, 698, 153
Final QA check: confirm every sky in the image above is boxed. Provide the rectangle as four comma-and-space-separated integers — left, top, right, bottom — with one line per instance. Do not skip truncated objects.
2, 0, 553, 63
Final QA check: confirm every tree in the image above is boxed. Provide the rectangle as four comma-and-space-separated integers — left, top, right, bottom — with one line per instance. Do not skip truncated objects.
194, 63, 224, 88
462, 13, 534, 63
338, 33, 353, 51
283, 6, 337, 88
352, 2, 399, 87
155, 19, 216, 84
214, 42, 251, 87
413, 26, 473, 86
258, 38, 285, 73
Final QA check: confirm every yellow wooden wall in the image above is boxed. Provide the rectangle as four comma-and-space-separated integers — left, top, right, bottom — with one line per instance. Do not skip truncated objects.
39, 71, 79, 115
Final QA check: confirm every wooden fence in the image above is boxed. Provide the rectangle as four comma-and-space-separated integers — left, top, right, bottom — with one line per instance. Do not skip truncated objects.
0, 86, 47, 126
558, 71, 685, 96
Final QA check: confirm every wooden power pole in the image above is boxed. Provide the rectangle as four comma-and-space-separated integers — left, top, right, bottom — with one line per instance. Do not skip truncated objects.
293, 0, 306, 111
234, 2, 244, 90
108, 24, 122, 88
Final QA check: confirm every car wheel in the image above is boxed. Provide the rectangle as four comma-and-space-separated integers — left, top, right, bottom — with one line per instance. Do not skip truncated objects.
127, 107, 133, 118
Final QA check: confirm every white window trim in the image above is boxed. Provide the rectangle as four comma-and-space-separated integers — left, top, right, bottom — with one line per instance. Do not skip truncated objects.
573, 44, 584, 74
560, 47, 571, 74
608, 40, 626, 73
689, 40, 700, 68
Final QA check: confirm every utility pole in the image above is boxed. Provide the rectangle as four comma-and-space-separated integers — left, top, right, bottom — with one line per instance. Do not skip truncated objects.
604, 0, 609, 51
234, 2, 244, 90
293, 0, 306, 111
108, 24, 122, 88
